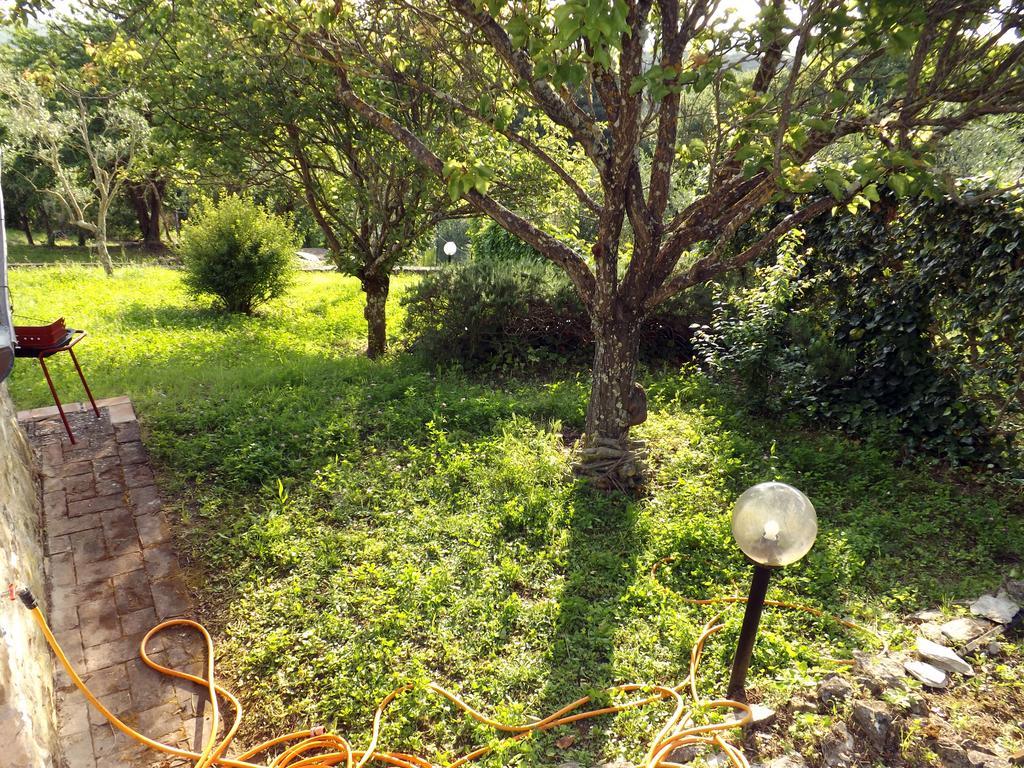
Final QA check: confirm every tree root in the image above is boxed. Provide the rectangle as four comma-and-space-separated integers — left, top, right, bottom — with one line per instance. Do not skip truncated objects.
572, 437, 649, 492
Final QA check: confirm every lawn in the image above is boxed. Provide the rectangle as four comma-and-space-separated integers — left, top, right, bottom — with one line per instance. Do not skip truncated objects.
4, 229, 166, 265
6, 264, 1024, 765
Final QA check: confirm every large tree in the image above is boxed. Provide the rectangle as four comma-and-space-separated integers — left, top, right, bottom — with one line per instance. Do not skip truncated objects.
291, 0, 1024, 487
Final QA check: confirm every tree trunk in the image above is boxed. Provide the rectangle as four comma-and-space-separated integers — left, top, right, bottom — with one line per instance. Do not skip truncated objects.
361, 272, 390, 359
95, 221, 114, 276
42, 209, 55, 247
129, 179, 164, 249
575, 311, 649, 490
21, 214, 34, 246
77, 227, 87, 247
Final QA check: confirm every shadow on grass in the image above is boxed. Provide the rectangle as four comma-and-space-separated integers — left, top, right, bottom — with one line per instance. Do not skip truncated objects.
530, 486, 641, 762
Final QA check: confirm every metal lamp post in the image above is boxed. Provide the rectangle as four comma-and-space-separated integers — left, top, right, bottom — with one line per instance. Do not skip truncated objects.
727, 481, 818, 702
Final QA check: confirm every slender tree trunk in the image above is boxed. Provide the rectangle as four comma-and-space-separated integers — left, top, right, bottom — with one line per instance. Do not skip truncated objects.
361, 271, 390, 359
21, 214, 34, 246
42, 209, 56, 247
95, 217, 114, 276
77, 227, 87, 247
575, 308, 649, 490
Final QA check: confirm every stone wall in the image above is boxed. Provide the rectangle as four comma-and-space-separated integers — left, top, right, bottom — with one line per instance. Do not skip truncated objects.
0, 382, 58, 767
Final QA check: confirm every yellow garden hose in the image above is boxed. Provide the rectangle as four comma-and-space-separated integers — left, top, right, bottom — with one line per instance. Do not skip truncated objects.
17, 582, 881, 768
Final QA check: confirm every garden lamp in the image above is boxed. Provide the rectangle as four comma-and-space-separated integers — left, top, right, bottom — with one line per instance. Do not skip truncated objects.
727, 481, 817, 701
443, 241, 458, 261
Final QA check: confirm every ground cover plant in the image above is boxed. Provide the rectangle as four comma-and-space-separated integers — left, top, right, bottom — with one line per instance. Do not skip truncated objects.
6, 264, 1022, 766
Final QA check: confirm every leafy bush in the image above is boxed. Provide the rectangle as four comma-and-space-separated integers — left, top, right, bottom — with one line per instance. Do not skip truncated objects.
471, 221, 543, 264
696, 189, 1024, 464
181, 195, 297, 313
402, 259, 707, 368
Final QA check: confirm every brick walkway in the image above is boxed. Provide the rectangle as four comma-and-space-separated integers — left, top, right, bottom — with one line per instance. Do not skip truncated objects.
19, 398, 213, 768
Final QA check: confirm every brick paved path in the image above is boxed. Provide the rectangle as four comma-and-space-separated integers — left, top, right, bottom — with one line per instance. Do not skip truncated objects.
19, 398, 214, 768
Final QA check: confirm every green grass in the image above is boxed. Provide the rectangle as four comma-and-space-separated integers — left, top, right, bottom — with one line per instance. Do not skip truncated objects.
4, 227, 165, 265
6, 265, 1023, 765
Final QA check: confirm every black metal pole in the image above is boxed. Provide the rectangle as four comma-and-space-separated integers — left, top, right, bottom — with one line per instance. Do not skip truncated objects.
727, 563, 773, 702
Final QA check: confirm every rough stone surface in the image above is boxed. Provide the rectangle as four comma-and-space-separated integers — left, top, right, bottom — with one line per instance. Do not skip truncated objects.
935, 740, 972, 768
941, 616, 994, 644
916, 637, 975, 675
970, 594, 1021, 625
0, 383, 59, 768
817, 674, 854, 710
820, 722, 855, 767
904, 660, 949, 688
18, 399, 209, 768
851, 700, 892, 751
853, 652, 908, 695
1004, 580, 1024, 603
766, 757, 808, 768
967, 750, 1010, 768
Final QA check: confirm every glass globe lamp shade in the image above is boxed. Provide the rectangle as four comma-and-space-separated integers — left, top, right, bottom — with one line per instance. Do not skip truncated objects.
443, 241, 458, 256
731, 482, 817, 567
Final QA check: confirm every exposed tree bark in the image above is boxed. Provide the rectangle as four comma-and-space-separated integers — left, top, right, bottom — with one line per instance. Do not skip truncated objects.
128, 177, 165, 249
21, 214, 34, 246
361, 270, 390, 359
41, 208, 55, 247
94, 205, 114, 276
576, 308, 649, 490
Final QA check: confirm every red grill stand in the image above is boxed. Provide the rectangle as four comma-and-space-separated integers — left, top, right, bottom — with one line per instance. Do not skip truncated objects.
14, 327, 100, 443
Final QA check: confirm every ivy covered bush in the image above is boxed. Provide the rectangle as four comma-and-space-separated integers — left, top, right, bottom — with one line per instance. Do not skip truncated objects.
471, 221, 544, 264
696, 189, 1024, 464
181, 195, 297, 314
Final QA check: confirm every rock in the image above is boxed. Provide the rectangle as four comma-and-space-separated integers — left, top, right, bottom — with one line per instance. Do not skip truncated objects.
941, 616, 994, 644
853, 653, 908, 695
904, 660, 949, 688
790, 695, 817, 714
971, 594, 1021, 624
911, 608, 945, 622
667, 746, 700, 764
967, 750, 1009, 768
916, 637, 975, 675
851, 651, 909, 696
818, 675, 854, 709
725, 703, 776, 728
987, 641, 1002, 656
820, 722, 855, 767
597, 761, 634, 768
852, 700, 893, 751
906, 693, 928, 716
557, 763, 582, 768
766, 757, 808, 768
920, 622, 946, 642
935, 739, 971, 768
1004, 579, 1024, 603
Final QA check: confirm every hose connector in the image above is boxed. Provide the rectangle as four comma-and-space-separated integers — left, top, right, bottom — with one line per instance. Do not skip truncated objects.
17, 587, 37, 610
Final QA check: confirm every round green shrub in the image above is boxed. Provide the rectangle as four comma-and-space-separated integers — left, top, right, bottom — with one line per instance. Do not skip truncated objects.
180, 195, 298, 314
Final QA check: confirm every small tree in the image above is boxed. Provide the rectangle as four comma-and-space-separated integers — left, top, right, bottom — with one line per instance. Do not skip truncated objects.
0, 58, 149, 275
180, 195, 297, 314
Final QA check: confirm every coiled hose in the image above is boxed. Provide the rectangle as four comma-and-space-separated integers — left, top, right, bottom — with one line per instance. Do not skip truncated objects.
18, 579, 882, 768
